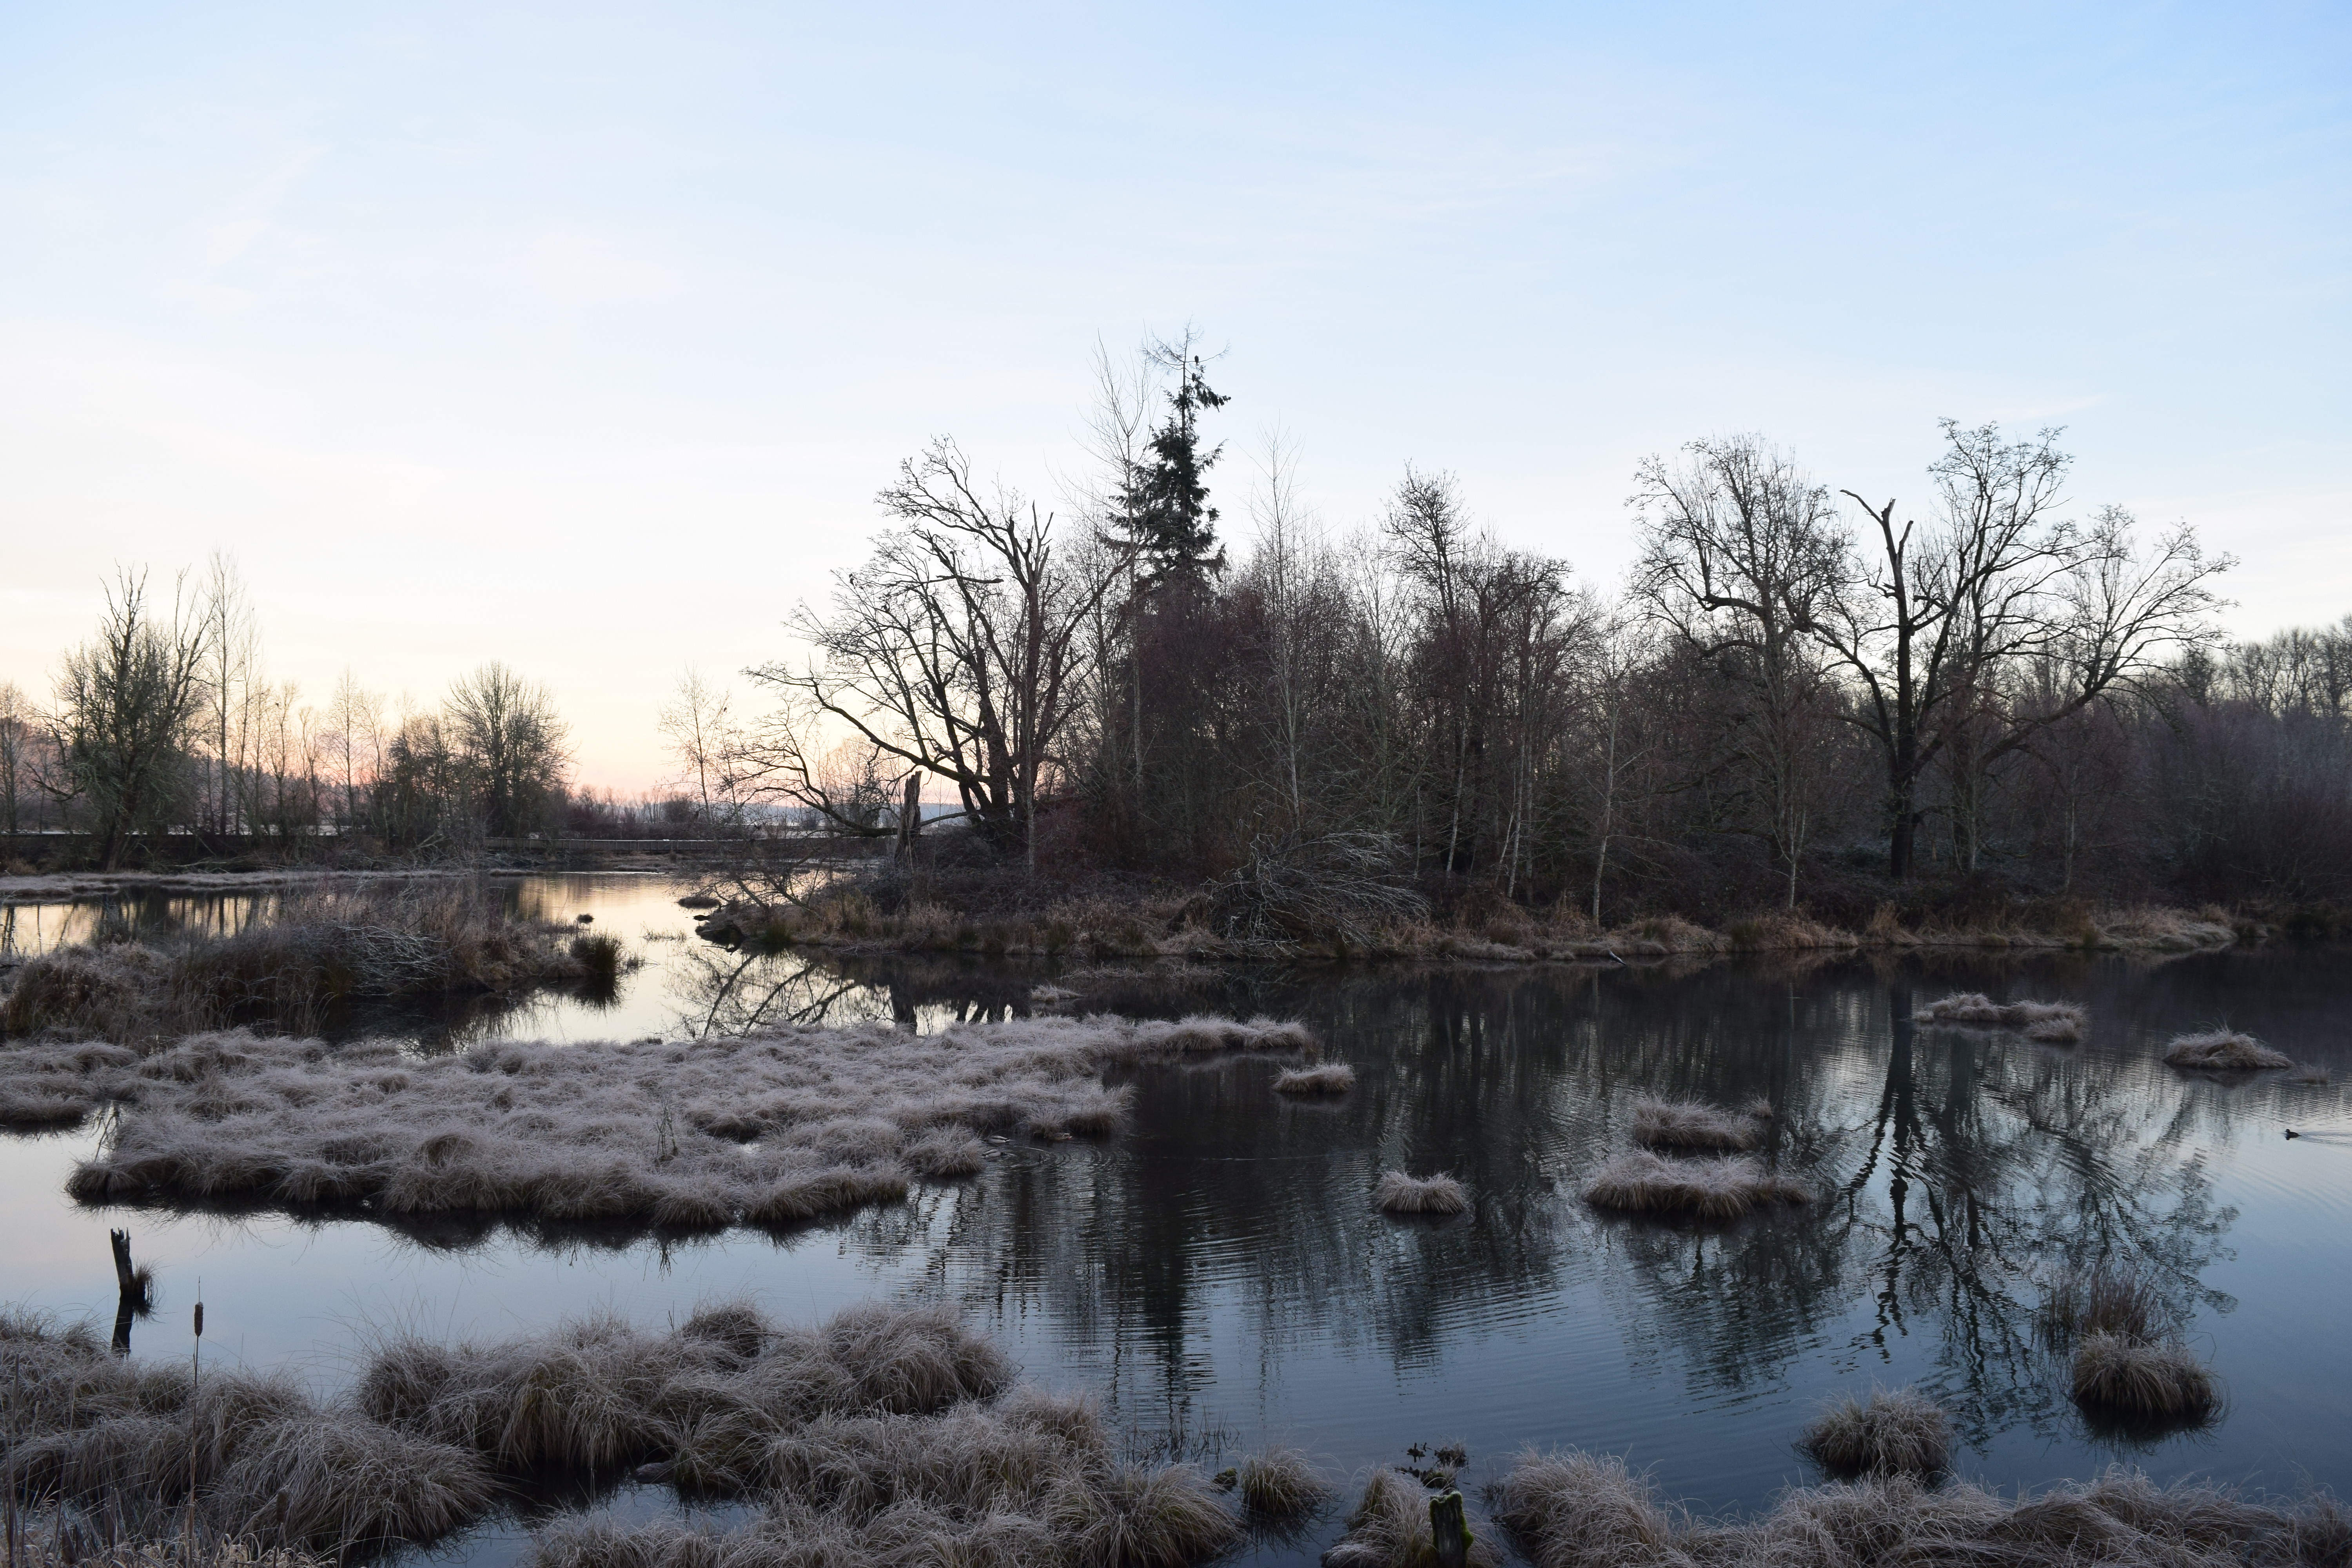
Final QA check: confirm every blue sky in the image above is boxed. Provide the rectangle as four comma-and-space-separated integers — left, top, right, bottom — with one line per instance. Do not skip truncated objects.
3, 2, 2345, 788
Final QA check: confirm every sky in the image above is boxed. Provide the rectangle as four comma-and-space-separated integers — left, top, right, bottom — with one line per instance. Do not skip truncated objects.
2, 2, 2346, 793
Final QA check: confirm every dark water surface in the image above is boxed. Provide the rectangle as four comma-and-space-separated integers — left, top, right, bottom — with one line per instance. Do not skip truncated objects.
5, 873, 2351, 1563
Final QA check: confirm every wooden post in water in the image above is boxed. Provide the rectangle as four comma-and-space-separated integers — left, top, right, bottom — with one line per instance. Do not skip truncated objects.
109, 1229, 138, 1357
1430, 1490, 1470, 1568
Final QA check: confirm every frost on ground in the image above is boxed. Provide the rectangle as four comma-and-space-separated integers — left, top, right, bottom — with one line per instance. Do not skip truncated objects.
13, 1013, 1311, 1227
1490, 1448, 2347, 1568
2, 1302, 1256, 1568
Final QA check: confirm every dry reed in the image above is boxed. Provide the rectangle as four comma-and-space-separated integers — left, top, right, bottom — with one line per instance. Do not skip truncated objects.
1628, 1097, 1759, 1152
1273, 1063, 1356, 1096
1798, 1387, 1951, 1478
6, 1301, 1249, 1568
2037, 1265, 2219, 1427
1323, 1468, 1502, 1568
2164, 1031, 2294, 1072
31, 1013, 1310, 1227
1583, 1152, 1809, 1220
1235, 1446, 1332, 1517
1494, 1447, 2350, 1568
1375, 1172, 1469, 1215
2072, 1333, 2220, 1425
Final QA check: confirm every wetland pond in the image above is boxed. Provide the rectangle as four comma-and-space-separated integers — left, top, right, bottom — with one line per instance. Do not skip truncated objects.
5, 872, 2351, 1563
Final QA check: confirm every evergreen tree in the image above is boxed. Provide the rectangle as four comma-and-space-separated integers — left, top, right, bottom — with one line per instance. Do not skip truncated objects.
1116, 341, 1229, 591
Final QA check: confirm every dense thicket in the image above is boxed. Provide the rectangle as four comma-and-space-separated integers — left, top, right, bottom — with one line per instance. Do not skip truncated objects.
750, 347, 2347, 922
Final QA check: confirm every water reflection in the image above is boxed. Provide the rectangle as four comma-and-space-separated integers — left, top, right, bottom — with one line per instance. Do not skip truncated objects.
5, 873, 2349, 1521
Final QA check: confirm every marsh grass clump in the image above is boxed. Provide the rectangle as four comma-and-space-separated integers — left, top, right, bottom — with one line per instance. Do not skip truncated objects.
9, 1301, 1244, 1568
2165, 1030, 2294, 1072
1583, 1151, 1809, 1220
1493, 1447, 2349, 1568
1917, 993, 2088, 1041
0, 1308, 493, 1552
34, 1013, 1311, 1229
1375, 1171, 1469, 1215
1234, 1446, 1331, 1517
1323, 1468, 1500, 1568
568, 932, 625, 983
2290, 1062, 2333, 1084
1273, 1063, 1356, 1096
1799, 1387, 1951, 1478
2038, 1264, 2219, 1428
1628, 1096, 1759, 1151
2071, 1332, 2220, 1426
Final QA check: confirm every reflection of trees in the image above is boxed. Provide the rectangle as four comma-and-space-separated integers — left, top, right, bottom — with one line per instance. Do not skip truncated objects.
1802, 982, 2238, 1447
806, 956, 2259, 1456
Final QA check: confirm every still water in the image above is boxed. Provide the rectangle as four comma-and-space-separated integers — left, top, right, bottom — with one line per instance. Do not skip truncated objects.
4, 873, 2350, 1562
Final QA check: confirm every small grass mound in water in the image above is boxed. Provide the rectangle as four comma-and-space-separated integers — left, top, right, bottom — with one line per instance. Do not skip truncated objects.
1376, 1171, 1469, 1214
1323, 1468, 1502, 1568
2072, 1332, 2220, 1425
567, 932, 625, 982
1799, 1387, 1951, 1478
1494, 1448, 2350, 1568
1234, 1446, 1332, 1517
1628, 1096, 1759, 1151
1273, 1063, 1356, 1096
2164, 1030, 2294, 1071
2290, 1062, 2333, 1084
1583, 1151, 1809, 1220
1916, 993, 2087, 1041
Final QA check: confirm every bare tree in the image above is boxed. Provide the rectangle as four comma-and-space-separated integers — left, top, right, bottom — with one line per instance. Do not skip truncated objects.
658, 666, 743, 832
197, 552, 260, 837
752, 437, 1118, 872
445, 663, 572, 838
325, 670, 385, 832
49, 570, 211, 869
1633, 434, 1843, 904
0, 681, 31, 838
1816, 424, 2231, 876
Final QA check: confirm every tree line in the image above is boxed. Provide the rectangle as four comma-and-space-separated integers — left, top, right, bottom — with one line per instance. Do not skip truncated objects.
702, 337, 2350, 920
0, 558, 577, 867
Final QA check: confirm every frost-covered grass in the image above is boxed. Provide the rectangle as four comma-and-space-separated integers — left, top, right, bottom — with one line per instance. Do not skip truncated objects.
1583, 1151, 1809, 1220
1273, 1063, 1356, 1096
3, 1301, 1259, 1568
1374, 1171, 1468, 1215
1916, 993, 2088, 1042
1323, 1467, 1502, 1568
1628, 1096, 1761, 1151
1799, 1387, 1951, 1478
1492, 1449, 2348, 1568
2164, 1030, 2294, 1072
24, 1013, 1311, 1227
1234, 1446, 1332, 1517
